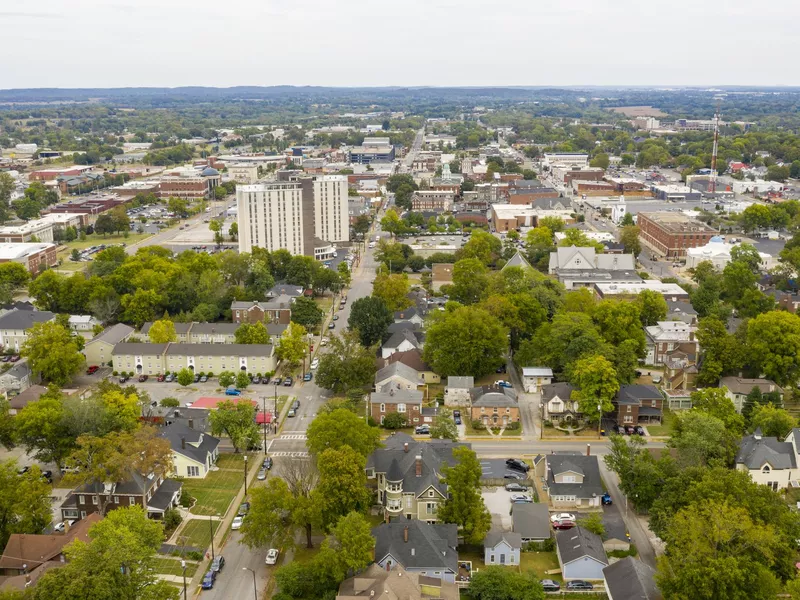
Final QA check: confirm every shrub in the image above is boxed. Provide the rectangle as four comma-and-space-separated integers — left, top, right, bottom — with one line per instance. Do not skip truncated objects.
112, 370, 118, 376
471, 420, 486, 430
186, 550, 204, 561
179, 491, 196, 509
160, 397, 180, 408
383, 413, 407, 429
163, 508, 182, 533
524, 538, 555, 552
608, 544, 638, 559
207, 371, 214, 378
505, 422, 521, 431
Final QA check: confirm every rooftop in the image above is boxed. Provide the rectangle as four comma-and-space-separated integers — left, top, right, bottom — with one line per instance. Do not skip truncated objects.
639, 212, 718, 233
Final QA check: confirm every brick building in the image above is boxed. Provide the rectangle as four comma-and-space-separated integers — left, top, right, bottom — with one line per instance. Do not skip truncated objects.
562, 168, 606, 185
410, 190, 455, 212
0, 243, 58, 273
612, 384, 663, 427
637, 212, 718, 258
231, 297, 293, 324
507, 187, 559, 205
370, 388, 424, 425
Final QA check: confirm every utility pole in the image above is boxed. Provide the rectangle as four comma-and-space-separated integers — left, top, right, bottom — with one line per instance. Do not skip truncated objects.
710, 101, 721, 195
262, 396, 267, 454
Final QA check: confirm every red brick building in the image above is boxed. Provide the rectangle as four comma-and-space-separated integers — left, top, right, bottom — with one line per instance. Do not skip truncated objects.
369, 389, 423, 426
231, 298, 292, 324
562, 168, 605, 185
0, 243, 58, 273
507, 187, 560, 205
637, 212, 718, 258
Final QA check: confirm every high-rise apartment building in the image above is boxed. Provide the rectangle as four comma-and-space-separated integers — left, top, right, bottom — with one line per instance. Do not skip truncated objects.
236, 175, 348, 258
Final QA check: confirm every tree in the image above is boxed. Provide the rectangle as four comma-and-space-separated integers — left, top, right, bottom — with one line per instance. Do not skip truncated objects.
316, 446, 372, 528
234, 321, 270, 344
94, 213, 115, 237
538, 216, 565, 233
110, 206, 130, 234
275, 322, 308, 368
740, 203, 772, 233
120, 289, 163, 328
33, 506, 178, 600
167, 196, 188, 216
21, 322, 84, 385
326, 512, 375, 575
590, 152, 610, 169
348, 296, 393, 346
592, 299, 646, 355
159, 397, 179, 408
578, 512, 605, 536
669, 411, 738, 467
209, 219, 224, 246
0, 461, 53, 550
569, 354, 618, 423
306, 408, 380, 458
14, 196, 41, 220
450, 258, 489, 304
0, 262, 30, 305
218, 371, 236, 387
458, 230, 502, 265
176, 368, 194, 387
423, 306, 508, 377
13, 392, 73, 465
430, 407, 458, 441
380, 209, 403, 236
690, 388, 745, 435
634, 289, 667, 326
621, 212, 635, 226
148, 318, 177, 343
209, 400, 260, 452
372, 273, 412, 312
696, 316, 743, 385
236, 371, 251, 389
229, 221, 238, 241
467, 566, 545, 600
749, 404, 796, 439
746, 311, 800, 386
290, 296, 324, 329
315, 331, 377, 394
240, 477, 296, 550
382, 412, 407, 429
0, 172, 14, 223
337, 261, 352, 287
438, 446, 491, 544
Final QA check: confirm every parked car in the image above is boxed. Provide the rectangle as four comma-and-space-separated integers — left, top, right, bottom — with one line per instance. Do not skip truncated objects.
231, 516, 244, 530
601, 493, 613, 506
321, 337, 329, 346
567, 580, 593, 591
505, 458, 530, 473
194, 374, 201, 383
504, 482, 528, 492
1, 356, 10, 362
328, 322, 336, 329
237, 502, 250, 516
263, 457, 273, 470
41, 470, 53, 483
118, 375, 128, 383
495, 364, 507, 373
552, 520, 576, 530
138, 375, 148, 382
651, 374, 662, 384
157, 374, 166, 382
283, 377, 293, 387
164, 374, 174, 382
310, 358, 320, 370
210, 556, 225, 573
9, 355, 20, 362
53, 519, 77, 533
86, 365, 99, 375
634, 425, 645, 436
303, 372, 312, 381
415, 425, 430, 435
200, 375, 208, 383
624, 425, 635, 435
504, 471, 524, 480
225, 388, 241, 396
550, 513, 576, 523
266, 549, 279, 565
257, 468, 267, 481
201, 570, 217, 590
541, 579, 560, 592
494, 380, 513, 388
272, 377, 283, 386
510, 494, 533, 503
252, 375, 261, 384
453, 410, 461, 425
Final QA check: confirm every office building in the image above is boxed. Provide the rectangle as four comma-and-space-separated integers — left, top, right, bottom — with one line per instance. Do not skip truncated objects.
637, 212, 718, 258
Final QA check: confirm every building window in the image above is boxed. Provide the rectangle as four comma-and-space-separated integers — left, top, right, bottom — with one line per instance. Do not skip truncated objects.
397, 403, 406, 413
114, 496, 119, 504
762, 465, 771, 473
380, 403, 386, 413
427, 502, 437, 514
79, 495, 85, 504
91, 495, 98, 505
188, 466, 200, 477
652, 399, 658, 407
627, 405, 632, 413
405, 496, 412, 509
129, 497, 136, 506
489, 554, 495, 563
623, 415, 633, 424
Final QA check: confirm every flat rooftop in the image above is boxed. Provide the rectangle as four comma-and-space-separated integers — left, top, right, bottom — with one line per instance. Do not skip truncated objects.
639, 212, 718, 233
595, 281, 689, 296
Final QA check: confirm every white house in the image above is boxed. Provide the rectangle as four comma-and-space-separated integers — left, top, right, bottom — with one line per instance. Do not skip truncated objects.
521, 367, 553, 393
541, 383, 579, 423
68, 315, 101, 332
483, 531, 521, 566
737, 428, 798, 491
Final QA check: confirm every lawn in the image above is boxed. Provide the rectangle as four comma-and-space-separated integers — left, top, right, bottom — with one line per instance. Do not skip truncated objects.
646, 409, 674, 436
519, 551, 561, 580
150, 557, 199, 578
175, 519, 221, 552
464, 419, 491, 436
182, 460, 248, 516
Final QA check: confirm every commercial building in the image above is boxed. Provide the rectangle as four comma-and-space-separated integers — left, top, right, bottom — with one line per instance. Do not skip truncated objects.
490, 204, 574, 232
507, 186, 560, 204
548, 247, 638, 290
112, 342, 277, 376
560, 168, 605, 185
28, 165, 94, 181
637, 212, 718, 258
541, 153, 589, 170
686, 237, 776, 270
0, 242, 57, 273
348, 138, 395, 164
236, 175, 348, 258
594, 281, 690, 300
410, 190, 455, 212
0, 220, 56, 243
227, 163, 259, 184
650, 184, 702, 201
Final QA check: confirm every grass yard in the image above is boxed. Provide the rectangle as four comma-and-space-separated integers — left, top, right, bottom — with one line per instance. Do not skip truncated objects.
150, 557, 199, 578
519, 551, 561, 580
175, 519, 221, 551
464, 419, 491, 436
646, 409, 674, 437
182, 460, 247, 516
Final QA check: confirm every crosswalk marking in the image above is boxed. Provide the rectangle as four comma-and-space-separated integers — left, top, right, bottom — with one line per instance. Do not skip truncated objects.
279, 433, 307, 440
269, 451, 310, 458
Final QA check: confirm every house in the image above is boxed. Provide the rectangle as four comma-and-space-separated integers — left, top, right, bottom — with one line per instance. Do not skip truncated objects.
555, 526, 608, 581
511, 503, 551, 543
603, 557, 661, 600
736, 427, 797, 491
431, 263, 454, 291
665, 300, 698, 325
644, 321, 698, 366
545, 454, 603, 509
470, 386, 519, 427
375, 362, 422, 392
502, 251, 534, 272
335, 564, 459, 600
541, 382, 579, 423
663, 355, 698, 393
521, 367, 553, 393
185, 322, 239, 344
231, 296, 293, 324
366, 433, 467, 521
60, 472, 182, 521
548, 247, 637, 290
68, 315, 100, 332
112, 342, 277, 376
141, 321, 192, 343
160, 421, 220, 479
0, 301, 34, 316
393, 307, 425, 326
0, 513, 102, 590
0, 309, 55, 352
370, 388, 424, 425
613, 385, 663, 427
6, 384, 49, 415
387, 321, 421, 335
83, 323, 135, 366
444, 376, 473, 407
381, 329, 424, 359
484, 530, 522, 566
720, 376, 783, 413
372, 521, 459, 583
380, 348, 440, 384
0, 359, 36, 393
265, 282, 306, 299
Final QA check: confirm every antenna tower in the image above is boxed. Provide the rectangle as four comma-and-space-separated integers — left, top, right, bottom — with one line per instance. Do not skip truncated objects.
709, 102, 721, 195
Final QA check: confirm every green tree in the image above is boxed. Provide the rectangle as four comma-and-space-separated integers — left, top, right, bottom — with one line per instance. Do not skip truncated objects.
229, 221, 238, 241
372, 272, 412, 312
590, 153, 610, 169
569, 354, 618, 423
450, 258, 489, 304
381, 412, 407, 429
209, 219, 224, 246
336, 261, 352, 287
621, 212, 635, 226
578, 512, 605, 536
749, 404, 796, 439
592, 299, 646, 355
240, 477, 296, 550
0, 172, 14, 224
120, 289, 163, 328
423, 306, 508, 377
315, 331, 377, 394
148, 318, 177, 343
696, 316, 743, 385
326, 512, 375, 575
458, 230, 502, 265
21, 322, 84, 385
176, 368, 194, 387
689, 388, 745, 435
290, 296, 325, 329
380, 209, 403, 236
218, 371, 236, 388
209, 400, 260, 452
275, 322, 308, 369
0, 262, 30, 305
634, 289, 667, 326
234, 321, 270, 344
235, 371, 251, 389
430, 407, 458, 441
539, 216, 565, 233
669, 411, 738, 467
306, 408, 380, 458
159, 397, 179, 408
466, 566, 545, 600
746, 311, 800, 386
13, 392, 73, 465
438, 447, 491, 544
0, 461, 53, 549
316, 446, 372, 529
347, 296, 393, 346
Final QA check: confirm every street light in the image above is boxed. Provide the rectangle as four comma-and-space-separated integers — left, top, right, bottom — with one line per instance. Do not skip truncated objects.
181, 560, 187, 600
243, 455, 248, 495
208, 515, 215, 560
243, 567, 258, 600
597, 404, 602, 437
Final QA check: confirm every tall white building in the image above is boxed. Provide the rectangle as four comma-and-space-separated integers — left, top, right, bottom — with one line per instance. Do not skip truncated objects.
237, 175, 348, 258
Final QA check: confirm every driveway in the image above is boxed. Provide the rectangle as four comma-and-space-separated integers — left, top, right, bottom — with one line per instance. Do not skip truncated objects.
482, 487, 517, 530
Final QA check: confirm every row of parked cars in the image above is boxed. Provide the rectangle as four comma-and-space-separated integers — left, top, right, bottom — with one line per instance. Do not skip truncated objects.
541, 579, 595, 592
608, 424, 645, 436
1, 354, 21, 363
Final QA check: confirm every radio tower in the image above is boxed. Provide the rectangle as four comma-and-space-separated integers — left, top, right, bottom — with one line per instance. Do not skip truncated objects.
709, 102, 721, 195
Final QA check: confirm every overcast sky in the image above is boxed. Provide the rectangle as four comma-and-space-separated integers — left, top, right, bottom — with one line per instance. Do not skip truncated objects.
2, 0, 797, 89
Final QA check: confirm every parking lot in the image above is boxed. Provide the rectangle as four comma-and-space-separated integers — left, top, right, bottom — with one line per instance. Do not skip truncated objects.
482, 487, 521, 530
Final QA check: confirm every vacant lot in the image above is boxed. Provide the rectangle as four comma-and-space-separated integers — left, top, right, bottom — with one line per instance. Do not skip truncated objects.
182, 454, 250, 516
176, 519, 221, 551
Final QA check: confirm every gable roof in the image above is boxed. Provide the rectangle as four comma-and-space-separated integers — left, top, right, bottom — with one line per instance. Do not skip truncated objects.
394, 307, 420, 321
375, 362, 421, 387
387, 321, 421, 334
556, 526, 608, 566
141, 321, 192, 336
112, 342, 169, 357
542, 382, 576, 402
446, 376, 474, 390
616, 384, 662, 405
522, 367, 553, 378
370, 389, 424, 405
336, 563, 458, 600
502, 251, 533, 271
484, 529, 522, 550
720, 376, 782, 396
0, 513, 102, 570
381, 348, 434, 373
0, 309, 55, 331
2, 359, 31, 381
512, 503, 551, 540
159, 421, 220, 464
546, 454, 603, 499
736, 433, 796, 470
373, 521, 458, 573
87, 323, 134, 346
382, 329, 423, 351
603, 557, 662, 600
470, 386, 517, 407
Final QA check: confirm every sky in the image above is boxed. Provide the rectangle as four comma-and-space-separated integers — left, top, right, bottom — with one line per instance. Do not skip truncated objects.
1, 0, 797, 89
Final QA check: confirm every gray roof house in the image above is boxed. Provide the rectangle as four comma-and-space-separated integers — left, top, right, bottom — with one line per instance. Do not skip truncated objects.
141, 321, 193, 342
548, 246, 640, 290
444, 376, 474, 407
603, 557, 661, 600
502, 251, 533, 272
542, 382, 579, 422
546, 454, 603, 509
381, 329, 424, 359
556, 526, 608, 581
484, 530, 522, 566
83, 323, 135, 366
0, 309, 55, 352
721, 376, 783, 413
373, 521, 459, 583
0, 359, 36, 394
393, 307, 425, 326
159, 421, 220, 479
736, 427, 798, 491
512, 503, 551, 543
375, 362, 422, 392
387, 320, 422, 334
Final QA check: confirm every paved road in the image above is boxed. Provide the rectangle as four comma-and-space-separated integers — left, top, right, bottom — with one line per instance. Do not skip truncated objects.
202, 529, 273, 600
400, 127, 425, 172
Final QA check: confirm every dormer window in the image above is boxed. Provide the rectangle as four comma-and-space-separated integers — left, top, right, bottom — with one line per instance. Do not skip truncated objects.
762, 465, 771, 473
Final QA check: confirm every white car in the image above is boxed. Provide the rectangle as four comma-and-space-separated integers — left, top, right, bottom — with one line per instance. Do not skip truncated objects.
53, 519, 76, 533
550, 513, 576, 523
320, 337, 329, 347
510, 494, 533, 503
265, 548, 279, 565
310, 358, 320, 370
231, 516, 243, 530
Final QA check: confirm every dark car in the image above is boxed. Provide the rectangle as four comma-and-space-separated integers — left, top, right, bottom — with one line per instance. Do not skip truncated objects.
495, 364, 507, 373
283, 377, 293, 387
453, 412, 461, 425
601, 492, 613, 505
118, 375, 128, 383
504, 482, 528, 492
201, 570, 217, 590
237, 502, 250, 516
303, 372, 312, 381
566, 580, 593, 591
200, 375, 208, 383
634, 425, 645, 436
332, 315, 339, 321
328, 322, 335, 329
263, 457, 273, 470
504, 471, 524, 480
272, 377, 283, 386
505, 458, 530, 473
415, 425, 430, 435
1, 356, 10, 362
624, 425, 635, 435
41, 470, 53, 483
9, 355, 20, 362
541, 579, 560, 592
138, 374, 148, 382
194, 374, 201, 383
210, 556, 225, 573
16, 466, 29, 475
252, 375, 261, 384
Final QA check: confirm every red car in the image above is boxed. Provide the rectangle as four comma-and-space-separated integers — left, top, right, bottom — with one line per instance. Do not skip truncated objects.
138, 375, 149, 382
86, 365, 99, 375
9, 355, 20, 362
552, 520, 576, 530
157, 374, 165, 382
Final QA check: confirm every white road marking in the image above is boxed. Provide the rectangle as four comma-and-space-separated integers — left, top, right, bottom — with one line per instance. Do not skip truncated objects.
270, 451, 310, 458
279, 434, 307, 440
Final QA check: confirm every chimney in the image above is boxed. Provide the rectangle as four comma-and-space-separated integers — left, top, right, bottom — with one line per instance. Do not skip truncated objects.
403, 442, 409, 453
188, 419, 194, 430
181, 436, 186, 450
63, 521, 70, 534
411, 548, 415, 556
586, 443, 591, 456
415, 455, 422, 477
403, 526, 409, 543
